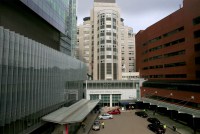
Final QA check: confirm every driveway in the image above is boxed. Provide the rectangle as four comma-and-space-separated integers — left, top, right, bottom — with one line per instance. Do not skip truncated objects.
89, 110, 178, 134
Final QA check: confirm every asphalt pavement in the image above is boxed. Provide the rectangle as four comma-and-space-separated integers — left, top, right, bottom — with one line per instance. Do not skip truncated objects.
76, 109, 200, 134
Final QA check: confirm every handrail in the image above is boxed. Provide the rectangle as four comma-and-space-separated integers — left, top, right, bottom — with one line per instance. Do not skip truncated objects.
141, 97, 200, 117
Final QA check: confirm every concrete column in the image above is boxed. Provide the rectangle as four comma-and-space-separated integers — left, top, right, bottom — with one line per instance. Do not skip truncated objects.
99, 94, 101, 99
110, 94, 112, 107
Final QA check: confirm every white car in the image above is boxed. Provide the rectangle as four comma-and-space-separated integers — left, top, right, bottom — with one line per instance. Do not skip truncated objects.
98, 113, 113, 120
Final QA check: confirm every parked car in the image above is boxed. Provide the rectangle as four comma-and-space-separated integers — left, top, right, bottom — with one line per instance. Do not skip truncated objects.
147, 117, 160, 124
107, 109, 121, 115
98, 113, 113, 120
148, 123, 166, 134
135, 111, 148, 118
92, 120, 100, 131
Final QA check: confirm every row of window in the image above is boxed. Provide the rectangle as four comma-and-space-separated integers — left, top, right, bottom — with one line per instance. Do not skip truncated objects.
143, 50, 185, 62
98, 25, 117, 30
143, 81, 200, 92
143, 38, 185, 55
99, 32, 117, 37
143, 74, 187, 78
98, 40, 117, 44
143, 27, 184, 46
98, 55, 117, 59
98, 47, 117, 51
143, 62, 186, 70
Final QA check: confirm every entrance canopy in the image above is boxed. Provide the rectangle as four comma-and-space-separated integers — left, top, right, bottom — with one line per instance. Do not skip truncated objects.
42, 99, 100, 125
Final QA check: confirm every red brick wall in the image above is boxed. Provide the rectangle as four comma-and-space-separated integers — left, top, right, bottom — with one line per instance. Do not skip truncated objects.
136, 0, 200, 81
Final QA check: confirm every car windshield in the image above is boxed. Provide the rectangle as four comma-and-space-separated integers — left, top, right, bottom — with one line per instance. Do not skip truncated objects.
94, 122, 100, 125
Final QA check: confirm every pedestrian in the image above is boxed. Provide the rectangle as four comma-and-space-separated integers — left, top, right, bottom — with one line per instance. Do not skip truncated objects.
81, 122, 86, 132
163, 124, 167, 129
173, 125, 176, 131
101, 121, 105, 129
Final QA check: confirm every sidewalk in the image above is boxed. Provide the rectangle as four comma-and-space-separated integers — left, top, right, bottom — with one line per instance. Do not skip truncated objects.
76, 112, 99, 134
146, 110, 200, 134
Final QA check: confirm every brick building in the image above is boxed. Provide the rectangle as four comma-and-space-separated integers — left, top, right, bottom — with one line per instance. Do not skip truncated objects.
136, 0, 200, 110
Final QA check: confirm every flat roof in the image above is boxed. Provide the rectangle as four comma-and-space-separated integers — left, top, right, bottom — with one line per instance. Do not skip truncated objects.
42, 99, 100, 124
141, 98, 200, 118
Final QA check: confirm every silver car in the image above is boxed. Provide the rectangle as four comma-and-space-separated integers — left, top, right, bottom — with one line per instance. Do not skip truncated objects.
92, 120, 100, 131
98, 113, 113, 120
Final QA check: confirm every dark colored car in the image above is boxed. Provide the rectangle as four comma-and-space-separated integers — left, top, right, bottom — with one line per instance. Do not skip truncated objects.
147, 117, 160, 124
135, 111, 148, 118
107, 109, 121, 115
148, 123, 166, 134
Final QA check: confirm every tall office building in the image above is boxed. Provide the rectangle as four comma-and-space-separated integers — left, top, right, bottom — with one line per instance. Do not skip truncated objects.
76, 17, 92, 75
0, 0, 87, 133
120, 19, 136, 73
136, 0, 200, 111
76, 0, 136, 80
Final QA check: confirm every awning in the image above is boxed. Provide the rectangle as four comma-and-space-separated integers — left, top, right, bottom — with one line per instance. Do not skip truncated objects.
42, 99, 100, 124
141, 97, 200, 118
119, 99, 137, 105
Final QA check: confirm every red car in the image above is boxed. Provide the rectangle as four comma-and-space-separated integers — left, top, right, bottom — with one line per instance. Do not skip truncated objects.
107, 109, 121, 115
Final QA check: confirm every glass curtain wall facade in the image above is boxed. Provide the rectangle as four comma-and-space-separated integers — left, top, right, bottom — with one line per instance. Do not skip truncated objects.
0, 26, 87, 134
112, 94, 121, 106
101, 94, 110, 107
69, 0, 77, 57
20, 0, 74, 56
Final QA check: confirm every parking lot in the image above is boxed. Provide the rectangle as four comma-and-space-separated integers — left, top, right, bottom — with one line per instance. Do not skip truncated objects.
89, 110, 178, 134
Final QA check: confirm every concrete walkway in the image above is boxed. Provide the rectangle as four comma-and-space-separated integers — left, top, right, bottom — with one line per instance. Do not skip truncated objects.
76, 112, 99, 134
145, 110, 200, 134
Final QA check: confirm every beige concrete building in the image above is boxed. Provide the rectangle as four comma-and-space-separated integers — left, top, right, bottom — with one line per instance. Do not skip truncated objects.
76, 17, 92, 74
76, 0, 136, 80
120, 21, 136, 73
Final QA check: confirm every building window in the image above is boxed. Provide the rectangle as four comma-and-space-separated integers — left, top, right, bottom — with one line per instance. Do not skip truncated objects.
100, 40, 105, 44
164, 62, 186, 68
163, 26, 184, 38
106, 40, 111, 43
101, 94, 110, 107
164, 38, 185, 47
195, 57, 200, 64
106, 32, 111, 35
165, 74, 187, 78
100, 55, 105, 60
100, 25, 105, 29
196, 71, 200, 79
90, 94, 99, 100
112, 94, 121, 106
164, 50, 185, 58
101, 63, 105, 80
107, 63, 112, 74
106, 17, 111, 21
106, 47, 112, 51
106, 55, 112, 59
193, 16, 200, 25
194, 30, 200, 38
195, 43, 200, 51
100, 33, 104, 36
106, 25, 111, 28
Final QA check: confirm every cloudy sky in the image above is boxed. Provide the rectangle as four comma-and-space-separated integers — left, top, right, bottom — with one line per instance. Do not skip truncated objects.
77, 0, 183, 33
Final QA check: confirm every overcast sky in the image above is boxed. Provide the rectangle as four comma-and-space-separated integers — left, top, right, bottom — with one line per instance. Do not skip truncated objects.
77, 0, 183, 33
